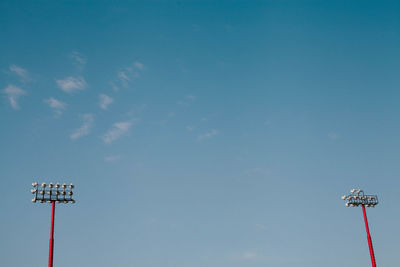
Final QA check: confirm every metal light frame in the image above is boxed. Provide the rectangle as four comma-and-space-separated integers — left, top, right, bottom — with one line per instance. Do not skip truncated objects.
31, 182, 75, 203
341, 189, 378, 208
341, 189, 378, 267
31, 182, 75, 267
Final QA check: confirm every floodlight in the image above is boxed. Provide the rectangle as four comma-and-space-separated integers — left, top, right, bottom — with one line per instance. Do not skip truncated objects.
30, 181, 76, 267
341, 188, 378, 267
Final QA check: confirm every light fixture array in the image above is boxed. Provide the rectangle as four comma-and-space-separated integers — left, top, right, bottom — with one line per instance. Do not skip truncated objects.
31, 182, 75, 203
341, 189, 378, 207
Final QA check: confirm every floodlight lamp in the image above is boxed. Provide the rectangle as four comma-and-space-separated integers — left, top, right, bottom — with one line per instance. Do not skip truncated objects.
69, 184, 74, 189
49, 183, 53, 188
62, 183, 67, 188
70, 199, 75, 203
350, 189, 355, 193
55, 183, 60, 188
32, 182, 38, 187
41, 182, 47, 188
39, 200, 44, 203
31, 189, 37, 193
345, 203, 349, 207
64, 200, 69, 203
68, 191, 73, 196
40, 190, 45, 195
341, 195, 347, 200
56, 191, 60, 195
32, 198, 37, 202
61, 191, 66, 195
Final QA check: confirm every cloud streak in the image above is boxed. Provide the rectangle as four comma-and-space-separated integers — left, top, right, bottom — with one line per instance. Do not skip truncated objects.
328, 132, 339, 140
9, 65, 30, 82
104, 155, 121, 162
99, 94, 113, 110
44, 97, 66, 116
56, 76, 87, 93
70, 114, 94, 140
70, 51, 87, 69
103, 121, 132, 144
229, 251, 263, 261
239, 252, 261, 260
197, 129, 218, 141
116, 61, 145, 88
3, 84, 26, 110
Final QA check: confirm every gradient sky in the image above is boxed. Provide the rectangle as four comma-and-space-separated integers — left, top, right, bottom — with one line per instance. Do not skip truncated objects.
1, 1, 400, 266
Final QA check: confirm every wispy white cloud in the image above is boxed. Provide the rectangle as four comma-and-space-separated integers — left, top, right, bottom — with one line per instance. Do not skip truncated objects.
99, 94, 113, 110
186, 126, 194, 131
244, 167, 270, 176
116, 61, 145, 88
9, 65, 30, 82
229, 251, 263, 261
177, 95, 196, 106
177, 100, 189, 106
104, 155, 121, 162
70, 114, 94, 140
117, 71, 130, 87
3, 84, 26, 110
197, 129, 218, 141
70, 51, 87, 69
56, 76, 87, 93
103, 121, 132, 144
239, 252, 261, 260
111, 82, 119, 92
328, 132, 339, 140
264, 120, 271, 126
134, 61, 144, 70
44, 97, 66, 116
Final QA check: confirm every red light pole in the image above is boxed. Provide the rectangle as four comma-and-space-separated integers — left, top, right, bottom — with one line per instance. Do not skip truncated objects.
31, 182, 75, 267
49, 201, 55, 267
341, 189, 378, 267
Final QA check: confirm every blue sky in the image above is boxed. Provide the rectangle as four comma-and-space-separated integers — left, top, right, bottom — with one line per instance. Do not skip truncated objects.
1, 1, 400, 266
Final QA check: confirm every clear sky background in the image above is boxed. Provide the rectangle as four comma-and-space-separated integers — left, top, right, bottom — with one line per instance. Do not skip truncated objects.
1, 1, 400, 266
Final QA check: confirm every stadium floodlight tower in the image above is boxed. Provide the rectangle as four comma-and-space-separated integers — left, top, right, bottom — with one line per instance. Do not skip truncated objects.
341, 189, 378, 267
31, 182, 75, 267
